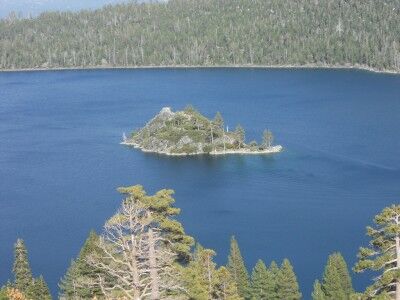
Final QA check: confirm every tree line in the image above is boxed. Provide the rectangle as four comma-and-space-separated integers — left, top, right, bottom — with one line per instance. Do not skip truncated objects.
0, 185, 399, 299
0, 0, 399, 72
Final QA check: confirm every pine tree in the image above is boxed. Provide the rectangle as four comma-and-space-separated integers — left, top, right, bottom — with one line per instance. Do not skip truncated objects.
250, 259, 274, 300
354, 205, 400, 299
117, 185, 194, 262
0, 286, 8, 300
321, 253, 353, 299
227, 236, 250, 299
12, 239, 33, 294
234, 126, 245, 148
276, 259, 302, 300
214, 112, 224, 130
27, 276, 51, 300
265, 261, 280, 300
312, 280, 325, 300
262, 130, 274, 148
181, 245, 216, 300
331, 253, 353, 297
215, 266, 242, 300
182, 245, 242, 300
59, 231, 103, 299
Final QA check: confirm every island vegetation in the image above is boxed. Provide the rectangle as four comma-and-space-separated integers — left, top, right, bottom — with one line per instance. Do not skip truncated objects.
0, 0, 399, 73
0, 184, 399, 300
122, 106, 282, 156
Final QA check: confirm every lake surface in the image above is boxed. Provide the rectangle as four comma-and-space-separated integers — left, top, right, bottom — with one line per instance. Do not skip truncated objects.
0, 68, 399, 298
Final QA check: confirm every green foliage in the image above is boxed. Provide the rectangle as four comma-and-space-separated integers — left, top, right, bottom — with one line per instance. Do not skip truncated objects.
11, 239, 52, 300
213, 112, 224, 129
181, 245, 242, 300
227, 236, 250, 299
320, 252, 353, 299
117, 185, 194, 262
312, 280, 325, 300
276, 259, 302, 300
354, 205, 400, 298
250, 259, 276, 300
0, 0, 399, 72
234, 125, 245, 148
27, 276, 51, 300
59, 230, 103, 299
131, 107, 255, 154
0, 286, 8, 300
12, 239, 33, 294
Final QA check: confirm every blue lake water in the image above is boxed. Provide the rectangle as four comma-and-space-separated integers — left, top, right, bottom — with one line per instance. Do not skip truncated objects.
0, 68, 399, 298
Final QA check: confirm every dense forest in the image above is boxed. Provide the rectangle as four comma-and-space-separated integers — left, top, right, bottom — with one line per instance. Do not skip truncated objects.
0, 0, 399, 72
0, 185, 399, 299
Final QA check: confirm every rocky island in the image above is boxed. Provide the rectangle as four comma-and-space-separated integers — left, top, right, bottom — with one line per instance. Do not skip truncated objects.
122, 107, 283, 156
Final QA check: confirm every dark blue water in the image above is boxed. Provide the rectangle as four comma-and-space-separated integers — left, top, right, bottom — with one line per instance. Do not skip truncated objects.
0, 68, 399, 298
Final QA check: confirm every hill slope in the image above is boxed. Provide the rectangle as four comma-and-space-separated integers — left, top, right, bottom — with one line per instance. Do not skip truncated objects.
0, 0, 399, 72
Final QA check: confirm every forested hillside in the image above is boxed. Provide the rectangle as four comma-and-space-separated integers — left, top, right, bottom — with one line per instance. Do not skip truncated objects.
0, 0, 399, 72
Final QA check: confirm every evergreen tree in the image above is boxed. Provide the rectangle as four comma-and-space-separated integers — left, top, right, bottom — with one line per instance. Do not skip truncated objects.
28, 276, 51, 300
266, 260, 280, 300
182, 245, 242, 300
250, 259, 273, 300
354, 205, 400, 299
234, 126, 245, 148
0, 286, 8, 300
262, 130, 274, 148
12, 239, 33, 294
59, 231, 103, 299
312, 280, 325, 300
314, 252, 353, 300
215, 267, 242, 300
214, 112, 224, 130
227, 236, 250, 299
276, 259, 302, 300
117, 185, 194, 262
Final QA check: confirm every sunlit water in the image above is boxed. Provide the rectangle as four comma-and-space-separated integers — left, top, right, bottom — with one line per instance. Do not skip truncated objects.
0, 68, 399, 297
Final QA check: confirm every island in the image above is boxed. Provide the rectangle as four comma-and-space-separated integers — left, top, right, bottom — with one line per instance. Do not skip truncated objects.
121, 106, 283, 156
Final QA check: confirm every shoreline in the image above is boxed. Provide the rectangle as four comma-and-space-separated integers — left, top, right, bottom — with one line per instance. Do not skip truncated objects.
0, 64, 399, 75
121, 142, 283, 156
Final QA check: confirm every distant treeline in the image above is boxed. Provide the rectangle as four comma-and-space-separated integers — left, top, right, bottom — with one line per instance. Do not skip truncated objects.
0, 0, 399, 72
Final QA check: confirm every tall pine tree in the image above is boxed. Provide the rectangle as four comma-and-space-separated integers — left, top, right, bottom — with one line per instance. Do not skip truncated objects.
250, 259, 276, 300
276, 259, 302, 300
59, 231, 103, 299
12, 239, 33, 294
227, 236, 250, 299
321, 253, 353, 299
354, 205, 400, 299
28, 276, 51, 300
312, 280, 325, 300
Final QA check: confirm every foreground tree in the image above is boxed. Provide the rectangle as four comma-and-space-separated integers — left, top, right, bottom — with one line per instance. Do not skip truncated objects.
312, 280, 325, 300
318, 252, 354, 299
227, 236, 250, 299
250, 259, 276, 300
276, 259, 302, 300
117, 185, 194, 299
28, 276, 51, 300
86, 187, 185, 299
12, 239, 52, 300
59, 231, 103, 299
354, 205, 400, 299
12, 239, 33, 294
181, 245, 241, 300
